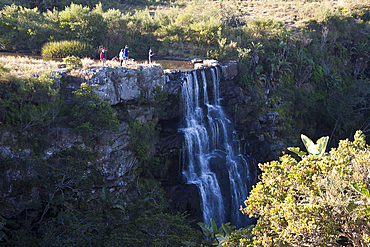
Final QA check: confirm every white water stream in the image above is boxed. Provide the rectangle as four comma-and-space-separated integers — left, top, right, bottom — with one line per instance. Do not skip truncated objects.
180, 67, 254, 227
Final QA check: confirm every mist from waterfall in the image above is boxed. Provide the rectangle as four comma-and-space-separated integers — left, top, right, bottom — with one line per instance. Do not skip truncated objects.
180, 67, 256, 228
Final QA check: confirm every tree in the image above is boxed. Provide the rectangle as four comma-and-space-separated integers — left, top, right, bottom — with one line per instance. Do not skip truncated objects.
58, 3, 107, 48
40, 209, 110, 247
240, 131, 370, 246
0, 4, 47, 52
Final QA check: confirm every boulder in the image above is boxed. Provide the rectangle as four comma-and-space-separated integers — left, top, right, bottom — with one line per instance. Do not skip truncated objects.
203, 59, 219, 67
194, 63, 208, 70
90, 66, 166, 105
164, 69, 182, 80
191, 58, 203, 64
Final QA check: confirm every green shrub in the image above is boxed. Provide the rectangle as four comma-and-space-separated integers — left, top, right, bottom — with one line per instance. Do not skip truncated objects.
241, 131, 370, 246
63, 55, 82, 71
106, 178, 202, 247
128, 119, 158, 163
310, 65, 325, 86
0, 63, 10, 74
58, 3, 107, 49
69, 83, 119, 135
0, 72, 61, 131
4, 145, 105, 246
41, 40, 93, 58
152, 86, 171, 118
223, 225, 255, 247
0, 4, 47, 52
40, 209, 109, 247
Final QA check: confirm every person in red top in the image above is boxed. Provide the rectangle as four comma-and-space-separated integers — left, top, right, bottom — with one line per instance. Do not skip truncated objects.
100, 49, 107, 67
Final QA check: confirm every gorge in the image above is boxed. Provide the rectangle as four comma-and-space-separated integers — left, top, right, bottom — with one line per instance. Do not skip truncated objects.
83, 60, 279, 225
0, 60, 281, 231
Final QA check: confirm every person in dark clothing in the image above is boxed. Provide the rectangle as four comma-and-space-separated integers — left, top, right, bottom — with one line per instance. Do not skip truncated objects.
149, 49, 154, 64
123, 45, 129, 65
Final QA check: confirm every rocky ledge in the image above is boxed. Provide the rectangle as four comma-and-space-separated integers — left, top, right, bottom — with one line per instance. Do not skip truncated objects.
87, 60, 238, 105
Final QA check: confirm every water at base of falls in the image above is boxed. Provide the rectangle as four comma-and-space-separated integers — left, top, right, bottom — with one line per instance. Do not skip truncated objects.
180, 67, 257, 228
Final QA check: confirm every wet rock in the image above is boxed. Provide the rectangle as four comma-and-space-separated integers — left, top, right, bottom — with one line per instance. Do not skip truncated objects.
163, 79, 182, 95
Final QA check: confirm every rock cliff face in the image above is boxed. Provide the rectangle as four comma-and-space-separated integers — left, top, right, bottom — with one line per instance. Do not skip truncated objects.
218, 71, 284, 161
84, 62, 245, 221
91, 65, 166, 105
0, 61, 281, 222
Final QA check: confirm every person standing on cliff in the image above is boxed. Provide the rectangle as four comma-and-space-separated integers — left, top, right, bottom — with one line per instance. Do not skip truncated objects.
123, 45, 129, 65
149, 48, 154, 64
119, 48, 124, 66
100, 48, 107, 67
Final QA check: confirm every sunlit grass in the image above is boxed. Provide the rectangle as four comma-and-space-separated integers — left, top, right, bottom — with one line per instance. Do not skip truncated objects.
0, 55, 63, 77
168, 0, 370, 27
0, 55, 158, 78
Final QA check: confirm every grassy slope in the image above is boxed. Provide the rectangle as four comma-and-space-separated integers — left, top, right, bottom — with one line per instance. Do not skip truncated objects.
154, 0, 370, 25
3, 0, 368, 24
219, 0, 369, 25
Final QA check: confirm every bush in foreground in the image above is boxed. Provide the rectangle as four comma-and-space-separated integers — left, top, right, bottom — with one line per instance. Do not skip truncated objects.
238, 131, 370, 246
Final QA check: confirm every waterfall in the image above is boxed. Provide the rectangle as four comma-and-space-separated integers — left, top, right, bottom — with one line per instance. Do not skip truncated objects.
180, 67, 255, 228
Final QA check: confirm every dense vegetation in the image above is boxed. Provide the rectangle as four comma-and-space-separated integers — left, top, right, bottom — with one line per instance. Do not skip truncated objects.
0, 147, 201, 246
1, 0, 370, 246
0, 0, 369, 143
227, 131, 370, 246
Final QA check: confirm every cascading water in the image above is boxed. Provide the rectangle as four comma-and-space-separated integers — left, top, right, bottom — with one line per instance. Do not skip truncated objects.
180, 67, 256, 228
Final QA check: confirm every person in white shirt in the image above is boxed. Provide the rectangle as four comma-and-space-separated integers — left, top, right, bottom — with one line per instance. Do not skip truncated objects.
119, 49, 124, 66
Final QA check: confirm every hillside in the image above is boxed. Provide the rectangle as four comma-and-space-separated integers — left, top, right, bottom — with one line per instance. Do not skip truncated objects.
1, 0, 370, 246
